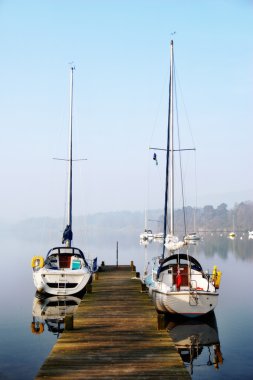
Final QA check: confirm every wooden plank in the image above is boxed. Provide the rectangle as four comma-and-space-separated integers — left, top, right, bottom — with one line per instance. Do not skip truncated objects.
36, 265, 191, 379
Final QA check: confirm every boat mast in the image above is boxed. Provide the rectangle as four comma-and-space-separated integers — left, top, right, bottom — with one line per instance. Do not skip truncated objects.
169, 40, 174, 236
162, 39, 173, 258
66, 66, 74, 247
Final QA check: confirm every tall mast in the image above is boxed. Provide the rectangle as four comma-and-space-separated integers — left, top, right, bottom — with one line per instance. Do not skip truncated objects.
67, 66, 74, 247
162, 39, 173, 258
169, 40, 174, 235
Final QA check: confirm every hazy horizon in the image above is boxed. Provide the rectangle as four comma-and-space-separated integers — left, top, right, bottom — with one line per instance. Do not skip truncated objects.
2, 195, 253, 225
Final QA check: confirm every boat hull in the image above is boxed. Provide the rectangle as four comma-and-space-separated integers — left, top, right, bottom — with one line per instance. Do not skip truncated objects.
33, 268, 91, 296
152, 288, 218, 318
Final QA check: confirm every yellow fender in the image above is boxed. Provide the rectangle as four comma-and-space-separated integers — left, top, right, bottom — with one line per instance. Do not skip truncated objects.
212, 265, 222, 289
212, 265, 217, 281
215, 271, 222, 289
31, 322, 44, 334
31, 256, 44, 268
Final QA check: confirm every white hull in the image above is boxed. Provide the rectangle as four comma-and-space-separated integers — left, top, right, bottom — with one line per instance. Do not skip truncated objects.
140, 228, 153, 242
152, 287, 218, 317
33, 268, 91, 296
184, 233, 200, 242
153, 232, 164, 241
147, 253, 220, 318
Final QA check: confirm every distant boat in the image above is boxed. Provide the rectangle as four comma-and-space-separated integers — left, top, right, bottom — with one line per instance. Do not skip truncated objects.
140, 209, 154, 242
147, 40, 221, 317
31, 67, 94, 296
140, 229, 153, 242
184, 232, 201, 242
248, 231, 253, 239
153, 232, 164, 241
228, 215, 236, 238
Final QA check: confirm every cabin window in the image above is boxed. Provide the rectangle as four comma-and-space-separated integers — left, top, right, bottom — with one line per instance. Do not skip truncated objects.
72, 259, 81, 270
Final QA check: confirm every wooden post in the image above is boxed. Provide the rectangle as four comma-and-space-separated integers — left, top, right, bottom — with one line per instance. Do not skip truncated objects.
65, 315, 74, 330
116, 241, 118, 267
86, 283, 92, 293
130, 261, 136, 272
157, 313, 169, 330
141, 282, 148, 292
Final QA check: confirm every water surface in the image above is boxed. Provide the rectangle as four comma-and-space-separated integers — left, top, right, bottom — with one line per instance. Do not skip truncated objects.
0, 234, 252, 379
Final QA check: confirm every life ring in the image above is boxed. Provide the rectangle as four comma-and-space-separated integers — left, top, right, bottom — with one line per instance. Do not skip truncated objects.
31, 256, 44, 268
31, 322, 44, 334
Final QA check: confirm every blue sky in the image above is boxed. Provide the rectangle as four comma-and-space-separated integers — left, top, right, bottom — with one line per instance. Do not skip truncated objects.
0, 0, 252, 221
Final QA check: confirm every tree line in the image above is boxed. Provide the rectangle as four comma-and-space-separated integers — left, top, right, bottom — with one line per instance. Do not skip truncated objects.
169, 201, 253, 233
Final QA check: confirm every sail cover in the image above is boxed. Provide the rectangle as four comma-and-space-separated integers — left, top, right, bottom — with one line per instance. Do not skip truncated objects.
62, 224, 73, 243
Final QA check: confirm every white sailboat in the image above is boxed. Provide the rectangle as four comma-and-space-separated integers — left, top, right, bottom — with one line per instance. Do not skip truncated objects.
228, 214, 236, 238
150, 40, 221, 317
140, 229, 153, 242
140, 210, 153, 242
31, 67, 93, 296
184, 232, 200, 242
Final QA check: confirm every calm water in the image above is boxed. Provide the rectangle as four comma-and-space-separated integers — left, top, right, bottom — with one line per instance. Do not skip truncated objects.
0, 233, 252, 379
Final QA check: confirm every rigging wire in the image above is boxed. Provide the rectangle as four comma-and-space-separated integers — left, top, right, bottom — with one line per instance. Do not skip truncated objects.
194, 149, 199, 231
174, 69, 196, 149
173, 55, 198, 235
174, 61, 187, 237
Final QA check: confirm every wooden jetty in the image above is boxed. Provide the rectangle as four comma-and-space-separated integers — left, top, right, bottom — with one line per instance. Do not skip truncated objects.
36, 264, 190, 379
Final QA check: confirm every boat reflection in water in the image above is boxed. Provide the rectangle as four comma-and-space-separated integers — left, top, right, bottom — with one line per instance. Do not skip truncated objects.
30, 291, 83, 337
159, 312, 223, 376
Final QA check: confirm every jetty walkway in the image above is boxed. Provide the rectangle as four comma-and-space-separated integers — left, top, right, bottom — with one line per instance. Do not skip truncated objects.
36, 264, 190, 379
